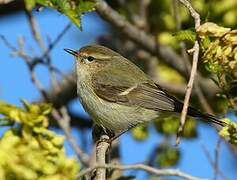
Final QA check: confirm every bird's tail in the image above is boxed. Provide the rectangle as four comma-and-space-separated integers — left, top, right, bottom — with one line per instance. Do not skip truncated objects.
174, 101, 226, 127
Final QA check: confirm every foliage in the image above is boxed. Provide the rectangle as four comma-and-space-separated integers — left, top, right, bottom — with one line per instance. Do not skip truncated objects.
155, 143, 180, 167
24, 0, 95, 28
131, 116, 197, 142
154, 116, 197, 138
175, 22, 237, 113
174, 29, 196, 43
131, 125, 149, 141
219, 118, 237, 144
197, 22, 237, 74
0, 100, 80, 179
198, 23, 237, 110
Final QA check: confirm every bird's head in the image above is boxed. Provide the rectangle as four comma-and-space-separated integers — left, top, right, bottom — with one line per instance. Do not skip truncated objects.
64, 45, 120, 68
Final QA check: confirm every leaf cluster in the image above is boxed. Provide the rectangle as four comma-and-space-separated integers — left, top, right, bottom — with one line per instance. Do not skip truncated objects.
196, 23, 237, 112
198, 22, 237, 76
0, 100, 80, 179
24, 0, 95, 28
155, 142, 180, 167
219, 118, 237, 144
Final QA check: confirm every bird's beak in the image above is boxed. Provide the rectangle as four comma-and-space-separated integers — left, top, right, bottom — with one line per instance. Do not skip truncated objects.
64, 48, 78, 57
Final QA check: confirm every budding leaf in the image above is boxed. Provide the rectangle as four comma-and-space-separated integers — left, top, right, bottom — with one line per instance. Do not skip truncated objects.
174, 29, 196, 43
24, 0, 95, 28
197, 22, 231, 37
219, 118, 237, 144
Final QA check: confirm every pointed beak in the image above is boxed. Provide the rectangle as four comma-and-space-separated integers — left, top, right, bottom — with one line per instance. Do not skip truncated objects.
64, 48, 78, 57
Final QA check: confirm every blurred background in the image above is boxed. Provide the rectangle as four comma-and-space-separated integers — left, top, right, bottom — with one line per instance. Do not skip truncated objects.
0, 0, 237, 179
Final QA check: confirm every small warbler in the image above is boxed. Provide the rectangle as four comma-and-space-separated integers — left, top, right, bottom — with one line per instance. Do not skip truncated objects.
64, 45, 225, 136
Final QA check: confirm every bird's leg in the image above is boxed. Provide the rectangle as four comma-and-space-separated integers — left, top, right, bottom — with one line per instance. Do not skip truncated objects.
106, 130, 128, 143
104, 123, 139, 144
92, 124, 115, 144
93, 124, 137, 144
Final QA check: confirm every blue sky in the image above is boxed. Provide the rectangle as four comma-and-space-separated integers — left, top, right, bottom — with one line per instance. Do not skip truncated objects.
0, 9, 236, 180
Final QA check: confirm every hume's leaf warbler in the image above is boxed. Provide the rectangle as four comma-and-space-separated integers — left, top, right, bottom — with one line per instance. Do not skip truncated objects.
64, 45, 225, 138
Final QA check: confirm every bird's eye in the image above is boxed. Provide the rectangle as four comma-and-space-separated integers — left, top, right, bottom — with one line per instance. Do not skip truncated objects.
87, 56, 94, 62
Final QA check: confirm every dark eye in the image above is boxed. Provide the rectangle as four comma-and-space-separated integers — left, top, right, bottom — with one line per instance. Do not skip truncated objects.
87, 56, 94, 62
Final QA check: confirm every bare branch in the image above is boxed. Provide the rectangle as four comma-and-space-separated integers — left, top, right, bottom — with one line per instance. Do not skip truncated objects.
0, 17, 90, 166
27, 59, 90, 166
94, 0, 187, 76
77, 163, 207, 180
176, 0, 201, 145
51, 108, 90, 165
0, 34, 17, 51
172, 1, 213, 114
201, 142, 229, 180
95, 134, 110, 179
25, 10, 46, 51
214, 139, 224, 180
40, 22, 72, 60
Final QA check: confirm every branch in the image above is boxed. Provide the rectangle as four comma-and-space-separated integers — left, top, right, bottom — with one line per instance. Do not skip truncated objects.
25, 9, 46, 51
40, 22, 72, 60
201, 141, 228, 180
77, 163, 206, 180
176, 0, 201, 145
95, 134, 110, 179
94, 0, 187, 76
43, 72, 77, 108
27, 57, 90, 166
94, 0, 221, 104
51, 108, 90, 165
172, 1, 213, 114
0, 16, 90, 165
214, 139, 222, 180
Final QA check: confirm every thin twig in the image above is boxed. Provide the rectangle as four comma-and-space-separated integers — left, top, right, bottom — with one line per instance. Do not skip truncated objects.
23, 11, 90, 164
173, 0, 181, 30
176, 0, 201, 145
1, 17, 89, 166
27, 59, 90, 165
52, 108, 90, 165
40, 22, 72, 60
136, 0, 150, 30
25, 10, 46, 51
201, 142, 228, 180
180, 40, 213, 114
0, 35, 17, 51
77, 163, 207, 180
214, 139, 222, 180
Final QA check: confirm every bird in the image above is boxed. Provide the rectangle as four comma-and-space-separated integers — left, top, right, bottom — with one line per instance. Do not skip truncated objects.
64, 44, 225, 138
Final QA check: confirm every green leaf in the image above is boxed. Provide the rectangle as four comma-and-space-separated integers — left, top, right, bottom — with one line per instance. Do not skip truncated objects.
131, 125, 149, 141
24, 0, 36, 11
197, 22, 231, 37
35, 0, 95, 28
156, 144, 180, 167
77, 0, 95, 15
0, 101, 80, 179
219, 118, 237, 144
174, 29, 196, 43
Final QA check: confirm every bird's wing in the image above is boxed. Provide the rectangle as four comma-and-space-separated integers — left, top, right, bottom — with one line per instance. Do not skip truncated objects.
92, 69, 175, 111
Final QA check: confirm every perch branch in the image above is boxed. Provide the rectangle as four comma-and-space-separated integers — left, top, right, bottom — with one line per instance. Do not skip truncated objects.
176, 0, 201, 145
95, 134, 110, 179
77, 163, 206, 180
